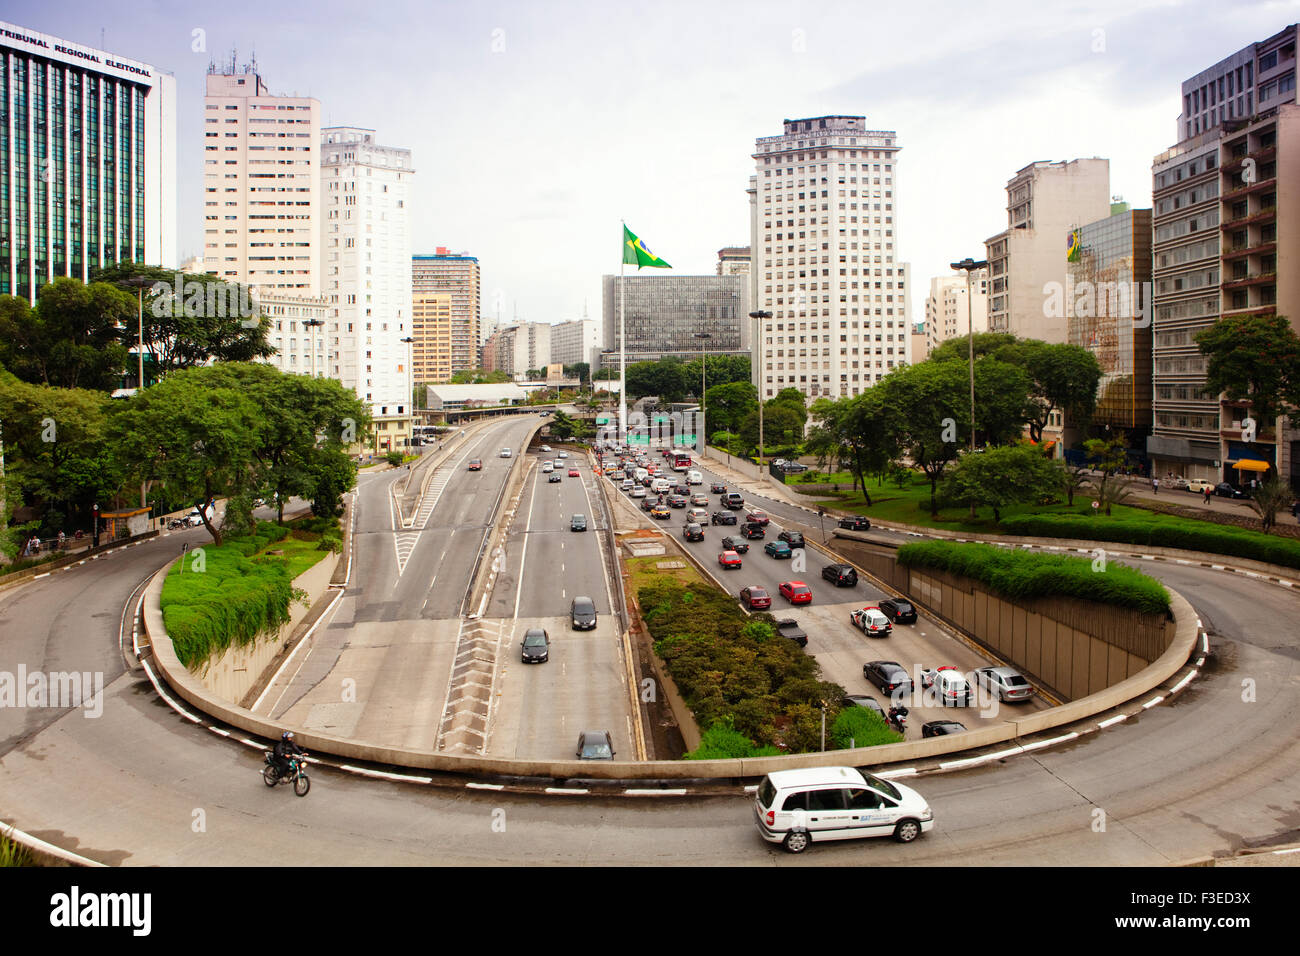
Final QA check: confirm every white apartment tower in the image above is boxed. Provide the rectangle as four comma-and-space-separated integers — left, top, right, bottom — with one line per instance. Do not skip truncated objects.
321, 126, 414, 450
751, 115, 909, 405
202, 62, 319, 295
924, 270, 988, 356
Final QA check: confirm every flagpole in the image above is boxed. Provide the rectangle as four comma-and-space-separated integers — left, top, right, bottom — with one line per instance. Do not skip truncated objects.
620, 223, 627, 447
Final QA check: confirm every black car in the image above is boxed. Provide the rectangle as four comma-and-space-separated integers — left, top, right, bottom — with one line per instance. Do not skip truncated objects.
922, 720, 966, 738
821, 563, 858, 587
740, 522, 766, 540
640, 497, 657, 512
668, 494, 689, 508
520, 628, 550, 663
1214, 482, 1247, 499
719, 535, 749, 554
570, 514, 588, 532
682, 522, 704, 542
576, 730, 615, 760
838, 515, 871, 531
548, 473, 562, 483
841, 695, 885, 718
710, 510, 738, 525
674, 484, 689, 496
776, 619, 808, 648
878, 597, 917, 624
571, 596, 597, 630
778, 529, 805, 549
722, 492, 744, 509
710, 482, 727, 494
862, 660, 913, 696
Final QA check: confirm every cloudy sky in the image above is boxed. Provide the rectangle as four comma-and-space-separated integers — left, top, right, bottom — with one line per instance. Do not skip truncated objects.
9, 0, 1299, 328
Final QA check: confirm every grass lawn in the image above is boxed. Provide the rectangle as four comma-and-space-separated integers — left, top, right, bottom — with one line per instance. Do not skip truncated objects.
625, 551, 709, 596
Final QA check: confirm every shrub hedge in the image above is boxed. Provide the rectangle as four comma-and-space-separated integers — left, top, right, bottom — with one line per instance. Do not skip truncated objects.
640, 579, 844, 753
998, 513, 1300, 571
897, 540, 1170, 615
830, 706, 900, 749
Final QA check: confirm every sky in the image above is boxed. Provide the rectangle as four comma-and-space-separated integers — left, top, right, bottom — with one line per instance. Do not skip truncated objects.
8, 0, 1300, 329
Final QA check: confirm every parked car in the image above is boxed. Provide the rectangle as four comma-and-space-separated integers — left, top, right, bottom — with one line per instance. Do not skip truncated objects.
778, 581, 812, 605
1164, 475, 1190, 490
821, 563, 858, 587
718, 550, 742, 569
1214, 482, 1247, 499
520, 628, 550, 664
745, 509, 770, 526
570, 514, 588, 532
776, 619, 808, 647
851, 606, 892, 636
878, 598, 917, 625
753, 766, 934, 852
719, 535, 749, 554
838, 515, 871, 531
973, 666, 1036, 702
739, 586, 771, 610
862, 660, 913, 696
468, 459, 483, 471
777, 529, 805, 549
1185, 478, 1214, 494
576, 730, 615, 760
571, 596, 597, 630
764, 540, 792, 558
711, 510, 738, 526
682, 522, 704, 542
922, 720, 967, 738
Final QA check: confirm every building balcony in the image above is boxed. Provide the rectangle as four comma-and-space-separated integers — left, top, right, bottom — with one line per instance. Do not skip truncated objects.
1221, 207, 1276, 229
1219, 304, 1276, 319
1220, 177, 1277, 202
1222, 271, 1277, 290
1220, 240, 1276, 261
1223, 146, 1277, 172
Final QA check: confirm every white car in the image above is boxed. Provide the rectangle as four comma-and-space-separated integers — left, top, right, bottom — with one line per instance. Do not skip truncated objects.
542, 462, 554, 473
500, 448, 512, 458
921, 667, 975, 706
686, 470, 703, 485
754, 766, 933, 853
558, 451, 568, 459
631, 486, 646, 498
621, 479, 635, 492
540, 445, 552, 452
850, 606, 893, 636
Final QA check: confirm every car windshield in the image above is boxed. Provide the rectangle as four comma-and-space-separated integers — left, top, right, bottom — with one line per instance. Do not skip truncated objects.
751, 588, 767, 599
574, 599, 594, 614
862, 772, 902, 802
524, 633, 547, 646
581, 737, 612, 758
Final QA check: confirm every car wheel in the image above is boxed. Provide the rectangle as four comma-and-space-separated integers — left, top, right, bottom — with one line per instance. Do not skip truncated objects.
783, 829, 811, 853
894, 819, 921, 843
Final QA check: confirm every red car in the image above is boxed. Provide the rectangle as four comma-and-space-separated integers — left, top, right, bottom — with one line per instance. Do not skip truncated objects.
778, 581, 812, 605
745, 509, 770, 526
739, 586, 771, 610
568, 468, 580, 477
468, 459, 482, 471
718, 550, 742, 569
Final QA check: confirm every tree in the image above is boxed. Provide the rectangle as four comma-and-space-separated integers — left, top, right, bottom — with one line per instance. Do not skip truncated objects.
941, 444, 1064, 522
702, 380, 757, 434
451, 368, 510, 384
626, 358, 687, 402
1059, 456, 1093, 507
592, 367, 620, 381
994, 340, 1103, 442
0, 280, 133, 391
809, 391, 898, 493
738, 403, 803, 454
971, 355, 1033, 446
1246, 476, 1293, 532
927, 331, 1020, 366
1195, 313, 1300, 428
876, 361, 970, 515
1082, 437, 1131, 516
563, 362, 590, 386
91, 263, 275, 377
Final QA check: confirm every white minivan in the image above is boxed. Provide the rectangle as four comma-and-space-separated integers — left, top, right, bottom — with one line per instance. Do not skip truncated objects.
651, 478, 671, 494
754, 765, 933, 853
686, 470, 703, 485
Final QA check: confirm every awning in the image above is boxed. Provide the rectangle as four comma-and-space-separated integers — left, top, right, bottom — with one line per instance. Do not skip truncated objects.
1229, 459, 1271, 472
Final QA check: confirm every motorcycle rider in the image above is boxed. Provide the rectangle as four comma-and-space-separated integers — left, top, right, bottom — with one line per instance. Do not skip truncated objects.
273, 730, 305, 778
887, 703, 909, 732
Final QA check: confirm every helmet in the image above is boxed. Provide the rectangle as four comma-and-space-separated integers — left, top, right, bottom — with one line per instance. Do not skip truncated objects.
282, 731, 294, 741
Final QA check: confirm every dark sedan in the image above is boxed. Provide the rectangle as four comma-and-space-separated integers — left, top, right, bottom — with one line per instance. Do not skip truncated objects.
719, 535, 749, 554
878, 597, 917, 625
862, 660, 914, 696
710, 482, 727, 494
668, 494, 689, 508
682, 522, 704, 542
710, 510, 738, 526
576, 730, 615, 760
740, 522, 767, 540
841, 695, 885, 718
838, 515, 871, 531
571, 596, 597, 631
778, 529, 805, 549
520, 628, 550, 664
1214, 482, 1247, 499
922, 720, 967, 738
821, 563, 858, 587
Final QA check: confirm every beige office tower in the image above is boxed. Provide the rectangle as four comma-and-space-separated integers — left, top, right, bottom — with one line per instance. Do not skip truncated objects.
412, 250, 481, 379
924, 270, 988, 356
202, 63, 319, 295
984, 159, 1112, 343
752, 115, 909, 405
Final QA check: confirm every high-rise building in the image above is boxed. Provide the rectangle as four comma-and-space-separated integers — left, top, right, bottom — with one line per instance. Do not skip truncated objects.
0, 21, 177, 300
482, 322, 551, 378
924, 270, 988, 357
1148, 24, 1300, 487
321, 126, 413, 452
984, 159, 1112, 344
1066, 206, 1154, 443
202, 61, 319, 295
412, 249, 480, 380
550, 318, 600, 370
751, 115, 908, 405
716, 246, 751, 275
600, 273, 749, 366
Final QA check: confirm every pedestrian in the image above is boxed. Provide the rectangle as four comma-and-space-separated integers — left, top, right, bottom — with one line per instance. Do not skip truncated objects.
1203, 486, 1212, 505
57, 530, 66, 550
1152, 477, 1159, 495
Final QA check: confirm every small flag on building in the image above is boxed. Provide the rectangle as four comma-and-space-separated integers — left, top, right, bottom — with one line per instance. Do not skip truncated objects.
1066, 228, 1081, 262
623, 225, 672, 269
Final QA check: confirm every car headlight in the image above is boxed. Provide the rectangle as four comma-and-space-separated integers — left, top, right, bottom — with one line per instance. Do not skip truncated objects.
920, 807, 933, 821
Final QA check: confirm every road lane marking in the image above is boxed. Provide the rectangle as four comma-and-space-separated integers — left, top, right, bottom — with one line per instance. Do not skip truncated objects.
1097, 714, 1128, 728
545, 787, 589, 795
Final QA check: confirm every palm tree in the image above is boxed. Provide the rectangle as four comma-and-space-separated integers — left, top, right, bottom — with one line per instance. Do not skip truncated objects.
1246, 476, 1293, 532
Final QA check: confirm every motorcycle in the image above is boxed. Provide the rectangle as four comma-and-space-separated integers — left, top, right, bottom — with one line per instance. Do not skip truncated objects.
262, 751, 311, 796
887, 708, 908, 736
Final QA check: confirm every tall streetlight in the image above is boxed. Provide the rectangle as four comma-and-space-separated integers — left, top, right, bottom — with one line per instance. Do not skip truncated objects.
949, 259, 987, 453
401, 336, 415, 450
693, 331, 711, 453
304, 317, 324, 379
748, 309, 772, 462
122, 274, 154, 509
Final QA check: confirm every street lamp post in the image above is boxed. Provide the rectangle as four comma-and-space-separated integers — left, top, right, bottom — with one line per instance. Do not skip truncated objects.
948, 258, 987, 454
401, 335, 415, 450
122, 274, 154, 509
748, 310, 772, 463
694, 331, 711, 455
304, 318, 324, 379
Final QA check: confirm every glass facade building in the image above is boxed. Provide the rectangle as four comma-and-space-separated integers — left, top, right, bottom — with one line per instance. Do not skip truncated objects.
1066, 208, 1154, 433
600, 273, 749, 365
0, 21, 176, 301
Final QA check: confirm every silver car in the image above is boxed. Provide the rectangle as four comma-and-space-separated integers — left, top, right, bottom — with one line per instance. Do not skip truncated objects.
973, 666, 1035, 702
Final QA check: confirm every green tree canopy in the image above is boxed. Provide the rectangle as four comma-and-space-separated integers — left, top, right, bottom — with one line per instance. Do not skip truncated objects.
1195, 312, 1300, 428
0, 279, 134, 390
993, 340, 1102, 442
941, 443, 1064, 522
702, 380, 757, 434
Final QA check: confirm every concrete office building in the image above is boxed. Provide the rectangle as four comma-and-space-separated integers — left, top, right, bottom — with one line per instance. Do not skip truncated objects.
717, 245, 751, 275
482, 321, 551, 378
923, 270, 988, 357
0, 21, 177, 300
412, 249, 480, 380
321, 126, 414, 453
601, 273, 750, 366
550, 317, 601, 370
259, 291, 330, 377
1148, 24, 1300, 488
203, 61, 318, 295
750, 115, 909, 405
985, 159, 1112, 344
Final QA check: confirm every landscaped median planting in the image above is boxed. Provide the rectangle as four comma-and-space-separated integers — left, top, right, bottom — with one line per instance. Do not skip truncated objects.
998, 513, 1300, 572
160, 518, 339, 669
638, 578, 846, 755
897, 540, 1171, 616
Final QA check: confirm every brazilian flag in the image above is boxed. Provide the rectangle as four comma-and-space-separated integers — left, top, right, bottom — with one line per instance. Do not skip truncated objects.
623, 225, 672, 269
1066, 229, 1081, 262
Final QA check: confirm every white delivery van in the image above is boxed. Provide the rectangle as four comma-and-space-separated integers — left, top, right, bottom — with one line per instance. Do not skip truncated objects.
651, 478, 672, 494
686, 470, 703, 485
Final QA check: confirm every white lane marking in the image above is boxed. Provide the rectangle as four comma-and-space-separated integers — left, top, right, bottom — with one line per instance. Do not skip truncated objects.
624, 788, 688, 796
1142, 696, 1165, 709
1170, 671, 1196, 694
139, 657, 204, 724
466, 782, 505, 791
545, 787, 590, 795
1097, 714, 1129, 728
339, 765, 433, 783
512, 466, 540, 620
